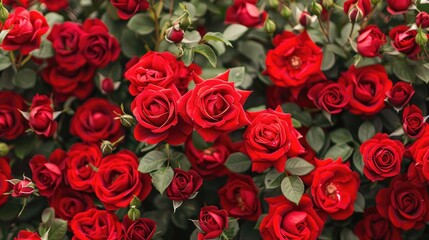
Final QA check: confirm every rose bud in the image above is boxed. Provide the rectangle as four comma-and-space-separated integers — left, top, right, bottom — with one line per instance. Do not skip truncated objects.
310, 2, 323, 15
264, 18, 276, 34
386, 0, 412, 15
299, 11, 313, 27
101, 77, 114, 94
415, 29, 428, 47
347, 5, 363, 22
268, 0, 279, 8
165, 24, 185, 44
416, 12, 429, 28
100, 140, 114, 155
357, 25, 386, 57
0, 143, 9, 156
280, 5, 292, 19
166, 169, 203, 202
14, 230, 41, 240
322, 0, 334, 9
198, 206, 229, 240
402, 105, 426, 139
0, 3, 9, 23
389, 25, 421, 58
7, 176, 36, 197
179, 13, 192, 30
24, 94, 59, 138
127, 207, 141, 221
386, 82, 415, 110
344, 0, 371, 22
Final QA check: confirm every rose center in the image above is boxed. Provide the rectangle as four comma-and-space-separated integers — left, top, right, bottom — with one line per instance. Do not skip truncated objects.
289, 56, 302, 69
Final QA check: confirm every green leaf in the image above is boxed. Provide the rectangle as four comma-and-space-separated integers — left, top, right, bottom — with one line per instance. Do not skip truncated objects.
264, 169, 285, 189
281, 175, 304, 205
0, 30, 9, 44
324, 143, 354, 161
127, 13, 155, 35
392, 59, 416, 83
194, 44, 217, 67
31, 40, 54, 59
47, 218, 67, 240
224, 219, 240, 238
138, 150, 168, 173
192, 131, 211, 150
292, 118, 302, 128
182, 30, 202, 47
358, 121, 376, 143
321, 49, 335, 71
285, 157, 315, 176
225, 152, 251, 173
330, 128, 353, 144
41, 208, 55, 225
354, 192, 365, 213
306, 126, 325, 153
325, 43, 347, 58
203, 32, 232, 47
0, 54, 11, 71
182, 48, 195, 66
150, 166, 174, 194
13, 68, 36, 89
170, 152, 191, 171
340, 228, 359, 240
44, 12, 64, 26
223, 24, 248, 41
229, 67, 245, 87
352, 148, 364, 175
415, 61, 429, 83
13, 135, 37, 159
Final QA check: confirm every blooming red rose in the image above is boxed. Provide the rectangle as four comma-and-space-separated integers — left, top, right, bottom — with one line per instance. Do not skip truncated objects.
48, 187, 95, 222
70, 98, 123, 143
386, 0, 412, 15
178, 71, 251, 142
265, 31, 324, 89
124, 51, 180, 96
354, 207, 402, 240
307, 81, 350, 114
343, 0, 371, 20
416, 12, 429, 28
389, 25, 421, 58
386, 82, 414, 110
402, 105, 426, 139
80, 19, 120, 68
218, 174, 262, 221
376, 175, 429, 230
1, 7, 49, 54
65, 143, 103, 192
122, 216, 157, 240
243, 106, 304, 172
29, 149, 66, 197
167, 168, 203, 201
198, 206, 229, 240
92, 150, 152, 210
0, 91, 27, 140
40, 0, 68, 12
71, 208, 123, 240
0, 158, 11, 206
360, 133, 405, 182
260, 194, 324, 240
408, 127, 429, 182
338, 64, 392, 116
28, 95, 57, 137
132, 84, 192, 145
225, 0, 267, 28
185, 135, 239, 179
110, 0, 149, 20
311, 160, 360, 220
14, 230, 41, 240
357, 25, 386, 57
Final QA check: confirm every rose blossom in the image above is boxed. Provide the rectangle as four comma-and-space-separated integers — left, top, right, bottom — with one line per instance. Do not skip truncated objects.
225, 0, 267, 28
357, 25, 386, 58
307, 81, 350, 114
354, 207, 402, 240
110, 0, 149, 20
0, 91, 27, 140
386, 0, 412, 15
28, 95, 57, 137
198, 206, 229, 240
386, 82, 414, 110
122, 216, 157, 240
389, 25, 421, 58
48, 187, 95, 222
71, 208, 123, 239
402, 105, 426, 138
166, 168, 203, 201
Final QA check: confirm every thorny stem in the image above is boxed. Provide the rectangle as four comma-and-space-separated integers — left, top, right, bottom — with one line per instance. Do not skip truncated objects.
318, 17, 331, 43
149, 0, 161, 51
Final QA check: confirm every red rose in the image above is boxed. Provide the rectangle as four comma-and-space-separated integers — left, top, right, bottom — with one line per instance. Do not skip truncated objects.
408, 128, 429, 182
357, 25, 386, 58
41, 62, 95, 102
354, 207, 402, 240
65, 143, 103, 192
243, 106, 304, 173
28, 95, 57, 137
386, 82, 414, 110
402, 105, 426, 138
338, 64, 392, 116
166, 168, 203, 201
110, 0, 149, 20
225, 0, 267, 28
376, 175, 429, 230
48, 187, 95, 222
389, 25, 421, 58
343, 0, 371, 20
198, 206, 229, 240
80, 19, 120, 68
178, 70, 251, 142
416, 12, 429, 28
265, 31, 324, 89
132, 84, 192, 145
0, 158, 11, 206
310, 160, 360, 220
218, 174, 262, 221
101, 77, 115, 94
40, 0, 68, 12
122, 216, 157, 240
407, 163, 427, 187
307, 81, 350, 114
165, 25, 185, 43
70, 98, 123, 143
124, 51, 179, 96
3, 0, 29, 8
11, 177, 35, 197
29, 149, 66, 197
14, 230, 41, 240
71, 208, 123, 240
185, 135, 239, 179
47, 22, 87, 71
92, 150, 152, 210
0, 91, 26, 140
1, 7, 49, 54
387, 0, 412, 15
360, 133, 405, 182
176, 62, 202, 95
259, 194, 324, 240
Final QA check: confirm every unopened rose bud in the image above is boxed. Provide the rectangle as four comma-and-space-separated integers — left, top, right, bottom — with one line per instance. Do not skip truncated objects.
416, 12, 429, 28
8, 177, 36, 198
119, 114, 134, 128
268, 0, 279, 8
299, 11, 313, 27
165, 24, 185, 44
179, 14, 192, 30
0, 143, 9, 156
311, 2, 323, 15
371, 0, 380, 4
130, 195, 141, 208
128, 207, 141, 221
101, 77, 115, 94
322, 0, 334, 9
281, 6, 292, 19
348, 5, 363, 22
0, 3, 9, 23
416, 30, 428, 46
264, 18, 276, 34
100, 140, 114, 155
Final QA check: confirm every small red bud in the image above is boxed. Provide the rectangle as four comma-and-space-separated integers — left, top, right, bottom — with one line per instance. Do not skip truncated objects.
101, 77, 115, 94
165, 24, 185, 44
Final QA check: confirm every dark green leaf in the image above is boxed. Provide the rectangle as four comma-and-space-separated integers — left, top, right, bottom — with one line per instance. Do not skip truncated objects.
354, 192, 365, 213
330, 128, 353, 144
194, 44, 217, 67
192, 131, 211, 150
41, 208, 55, 225
182, 48, 195, 66
285, 157, 315, 176
264, 169, 285, 189
324, 143, 354, 161
47, 218, 67, 240
225, 152, 251, 173
358, 121, 376, 143
392, 59, 416, 83
223, 24, 248, 41
203, 32, 232, 47
150, 166, 174, 194
31, 40, 54, 59
352, 148, 364, 175
229, 67, 245, 87
0, 54, 11, 71
13, 68, 36, 89
340, 228, 359, 240
127, 13, 155, 35
138, 150, 168, 173
306, 126, 325, 153
281, 176, 304, 205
